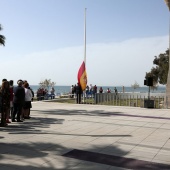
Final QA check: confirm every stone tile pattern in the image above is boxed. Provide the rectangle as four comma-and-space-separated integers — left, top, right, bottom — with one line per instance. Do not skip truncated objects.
0, 102, 170, 169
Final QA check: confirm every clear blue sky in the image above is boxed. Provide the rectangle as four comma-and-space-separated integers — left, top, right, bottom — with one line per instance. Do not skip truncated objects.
0, 0, 169, 86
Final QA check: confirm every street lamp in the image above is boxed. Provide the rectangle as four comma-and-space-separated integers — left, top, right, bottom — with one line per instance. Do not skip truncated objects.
164, 0, 170, 108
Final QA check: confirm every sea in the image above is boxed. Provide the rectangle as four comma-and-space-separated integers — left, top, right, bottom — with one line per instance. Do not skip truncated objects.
28, 85, 166, 96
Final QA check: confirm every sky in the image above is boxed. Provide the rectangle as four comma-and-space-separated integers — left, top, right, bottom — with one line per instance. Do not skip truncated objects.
0, 0, 169, 86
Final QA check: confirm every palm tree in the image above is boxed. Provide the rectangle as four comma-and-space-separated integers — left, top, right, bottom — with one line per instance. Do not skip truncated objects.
0, 24, 5, 46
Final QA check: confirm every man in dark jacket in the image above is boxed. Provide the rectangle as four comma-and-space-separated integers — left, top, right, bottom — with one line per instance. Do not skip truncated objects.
76, 83, 82, 104
12, 80, 25, 122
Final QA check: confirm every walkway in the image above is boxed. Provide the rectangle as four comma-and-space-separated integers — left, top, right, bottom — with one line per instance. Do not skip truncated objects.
0, 102, 170, 169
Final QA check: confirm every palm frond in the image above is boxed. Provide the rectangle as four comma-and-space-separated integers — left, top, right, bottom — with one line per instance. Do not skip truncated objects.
0, 24, 2, 31
0, 35, 5, 46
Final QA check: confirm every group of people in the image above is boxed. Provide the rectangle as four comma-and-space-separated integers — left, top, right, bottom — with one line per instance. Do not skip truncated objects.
36, 87, 55, 100
85, 84, 97, 97
70, 83, 119, 104
70, 83, 83, 103
0, 79, 33, 127
36, 88, 48, 100
85, 85, 118, 95
106, 87, 118, 94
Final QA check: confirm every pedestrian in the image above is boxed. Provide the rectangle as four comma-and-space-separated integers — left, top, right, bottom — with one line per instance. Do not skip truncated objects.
9, 80, 14, 119
71, 85, 75, 98
93, 85, 97, 97
0, 81, 10, 126
107, 88, 111, 93
29, 87, 34, 102
76, 82, 82, 104
114, 87, 118, 99
23, 82, 32, 119
99, 87, 103, 93
86, 85, 89, 98
12, 80, 25, 122
50, 87, 55, 99
114, 87, 118, 95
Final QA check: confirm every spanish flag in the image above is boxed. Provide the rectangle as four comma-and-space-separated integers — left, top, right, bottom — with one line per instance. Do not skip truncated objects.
77, 61, 87, 91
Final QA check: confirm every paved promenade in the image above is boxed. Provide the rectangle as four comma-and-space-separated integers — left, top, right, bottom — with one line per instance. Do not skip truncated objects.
0, 102, 170, 170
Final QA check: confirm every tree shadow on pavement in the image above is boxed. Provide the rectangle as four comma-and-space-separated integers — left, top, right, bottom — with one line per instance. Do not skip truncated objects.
0, 117, 64, 134
0, 141, 128, 170
1, 103, 168, 169
0, 107, 135, 169
31, 109, 122, 117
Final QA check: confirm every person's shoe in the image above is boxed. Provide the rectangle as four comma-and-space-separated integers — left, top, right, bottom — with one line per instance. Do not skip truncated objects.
12, 119, 16, 122
17, 120, 23, 122
6, 120, 11, 123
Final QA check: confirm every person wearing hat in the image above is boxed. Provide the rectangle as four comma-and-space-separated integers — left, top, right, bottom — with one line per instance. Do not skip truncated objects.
12, 80, 25, 122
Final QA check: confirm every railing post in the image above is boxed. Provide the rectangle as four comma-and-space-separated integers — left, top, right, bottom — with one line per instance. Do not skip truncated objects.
126, 95, 127, 106
129, 95, 131, 106
75, 93, 76, 104
99, 93, 101, 105
109, 93, 111, 105
116, 94, 117, 106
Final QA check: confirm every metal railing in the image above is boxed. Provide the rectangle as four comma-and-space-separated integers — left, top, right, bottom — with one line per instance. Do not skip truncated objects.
75, 93, 168, 109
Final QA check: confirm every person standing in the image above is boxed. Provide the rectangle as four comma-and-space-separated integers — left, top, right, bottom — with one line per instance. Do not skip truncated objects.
50, 87, 55, 99
107, 88, 111, 93
0, 81, 10, 126
85, 85, 89, 98
76, 83, 82, 104
114, 87, 118, 95
9, 80, 14, 119
114, 87, 118, 99
23, 82, 32, 119
12, 80, 25, 122
29, 87, 34, 102
99, 87, 103, 93
93, 85, 97, 97
71, 85, 75, 98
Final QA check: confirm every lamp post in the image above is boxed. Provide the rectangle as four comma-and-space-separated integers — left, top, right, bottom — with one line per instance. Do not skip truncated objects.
164, 0, 170, 108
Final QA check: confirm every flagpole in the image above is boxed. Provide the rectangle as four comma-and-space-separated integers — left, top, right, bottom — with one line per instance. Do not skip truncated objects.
84, 8, 87, 66
164, 0, 170, 108
82, 8, 87, 103
166, 11, 170, 108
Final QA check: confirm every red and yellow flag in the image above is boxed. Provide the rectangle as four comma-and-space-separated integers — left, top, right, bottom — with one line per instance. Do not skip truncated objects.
77, 61, 87, 91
